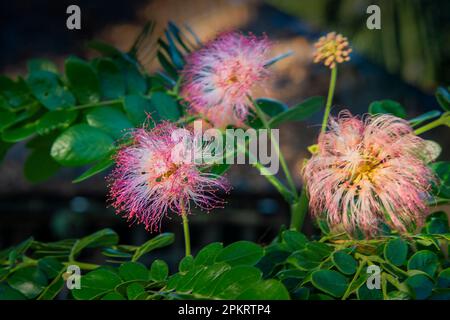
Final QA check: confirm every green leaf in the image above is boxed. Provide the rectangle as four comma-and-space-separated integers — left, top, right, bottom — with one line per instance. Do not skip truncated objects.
72, 268, 122, 300
311, 270, 349, 298
209, 163, 231, 176
37, 274, 65, 300
356, 284, 383, 300
124, 94, 158, 126
213, 266, 262, 299
405, 274, 434, 300
27, 71, 75, 110
0, 76, 34, 109
150, 260, 169, 282
150, 92, 180, 121
288, 249, 322, 271
101, 292, 126, 300
407, 250, 439, 277
27, 59, 58, 74
436, 87, 450, 111
269, 96, 324, 128
425, 211, 449, 234
119, 262, 149, 281
194, 242, 223, 266
24, 149, 60, 182
191, 263, 231, 296
236, 279, 290, 300
163, 30, 185, 69
282, 230, 307, 251
65, 57, 101, 104
0, 284, 27, 300
409, 110, 441, 127
116, 59, 147, 94
94, 58, 126, 99
70, 229, 118, 260
86, 106, 133, 139
157, 51, 178, 80
384, 238, 408, 266
72, 154, 114, 183
215, 241, 264, 266
179, 255, 194, 273
256, 98, 288, 117
437, 268, 450, 288
430, 289, 450, 300
332, 251, 358, 275
13, 237, 34, 257
126, 283, 146, 300
369, 99, 407, 118
2, 122, 37, 142
50, 124, 115, 166
7, 267, 48, 299
132, 233, 174, 262
36, 110, 79, 135
430, 162, 450, 199
38, 257, 64, 279
0, 111, 17, 131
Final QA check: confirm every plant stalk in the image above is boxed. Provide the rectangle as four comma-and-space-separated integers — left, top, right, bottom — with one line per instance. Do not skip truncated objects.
180, 202, 191, 257
249, 96, 298, 198
289, 185, 309, 231
321, 66, 338, 133
413, 115, 447, 135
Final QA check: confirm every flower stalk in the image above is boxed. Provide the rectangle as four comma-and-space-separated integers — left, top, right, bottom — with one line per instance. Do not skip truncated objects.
249, 96, 297, 198
180, 202, 191, 257
321, 66, 338, 133
414, 112, 449, 135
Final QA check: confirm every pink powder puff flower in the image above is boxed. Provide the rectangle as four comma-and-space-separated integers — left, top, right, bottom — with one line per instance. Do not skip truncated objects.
181, 31, 271, 128
303, 111, 435, 236
108, 122, 229, 232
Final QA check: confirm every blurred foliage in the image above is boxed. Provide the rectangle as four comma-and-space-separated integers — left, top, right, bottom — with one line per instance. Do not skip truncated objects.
268, 0, 450, 90
0, 21, 323, 183
1, 19, 449, 301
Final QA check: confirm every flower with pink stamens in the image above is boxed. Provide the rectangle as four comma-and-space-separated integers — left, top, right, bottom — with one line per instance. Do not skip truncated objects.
303, 111, 435, 236
181, 32, 271, 128
108, 122, 229, 232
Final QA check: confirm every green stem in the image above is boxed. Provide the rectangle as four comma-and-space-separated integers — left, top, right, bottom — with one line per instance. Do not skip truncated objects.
65, 261, 99, 271
252, 160, 294, 203
249, 96, 297, 198
180, 203, 191, 257
231, 128, 294, 203
413, 116, 445, 135
289, 186, 309, 231
321, 66, 338, 133
342, 259, 366, 300
69, 99, 123, 111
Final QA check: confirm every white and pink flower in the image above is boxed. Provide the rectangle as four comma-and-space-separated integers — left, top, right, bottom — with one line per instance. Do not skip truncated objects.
108, 123, 229, 232
303, 111, 435, 236
181, 32, 271, 128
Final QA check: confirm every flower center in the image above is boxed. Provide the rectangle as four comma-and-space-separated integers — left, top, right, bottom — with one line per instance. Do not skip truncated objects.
155, 163, 179, 182
348, 152, 385, 188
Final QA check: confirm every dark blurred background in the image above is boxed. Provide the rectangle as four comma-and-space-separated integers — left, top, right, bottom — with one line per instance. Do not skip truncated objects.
1, 0, 449, 267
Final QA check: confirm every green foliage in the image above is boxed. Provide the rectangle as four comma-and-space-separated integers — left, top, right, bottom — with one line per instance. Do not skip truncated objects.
252, 221, 450, 300
1, 220, 448, 300
369, 99, 407, 118
269, 96, 324, 128
436, 87, 450, 111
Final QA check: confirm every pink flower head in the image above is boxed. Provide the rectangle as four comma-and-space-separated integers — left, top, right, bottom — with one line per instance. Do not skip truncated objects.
303, 111, 435, 236
181, 31, 271, 128
108, 122, 229, 232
